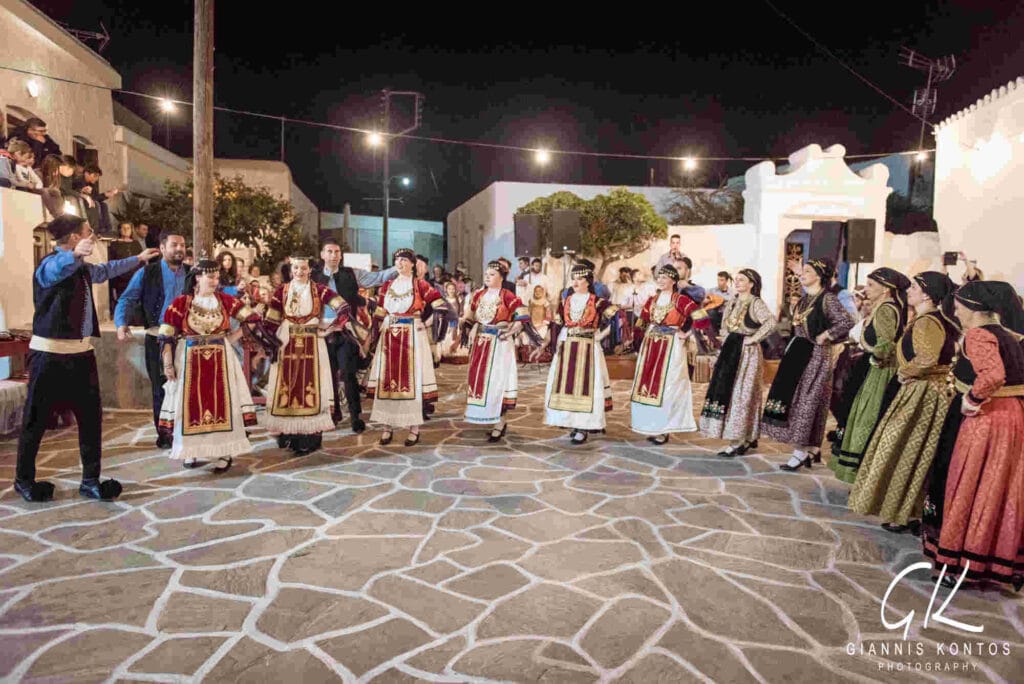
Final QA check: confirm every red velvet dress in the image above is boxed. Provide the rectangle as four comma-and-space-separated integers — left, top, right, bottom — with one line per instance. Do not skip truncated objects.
464, 288, 529, 424
925, 325, 1024, 585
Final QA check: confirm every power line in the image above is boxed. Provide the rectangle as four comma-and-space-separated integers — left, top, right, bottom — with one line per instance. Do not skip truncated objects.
1, 62, 933, 163
760, 0, 931, 126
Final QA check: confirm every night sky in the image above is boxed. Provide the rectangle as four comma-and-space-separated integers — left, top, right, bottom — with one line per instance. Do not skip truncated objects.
27, 1, 1024, 222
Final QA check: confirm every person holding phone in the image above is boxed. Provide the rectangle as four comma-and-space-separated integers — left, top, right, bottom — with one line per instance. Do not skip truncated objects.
943, 251, 983, 284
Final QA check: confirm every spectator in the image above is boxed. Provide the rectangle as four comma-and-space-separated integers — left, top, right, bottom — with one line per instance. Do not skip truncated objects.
673, 256, 706, 303
107, 222, 143, 317
704, 270, 735, 330
217, 251, 239, 293
270, 270, 283, 289
497, 257, 516, 293
11, 117, 61, 167
183, 248, 194, 266
1, 139, 41, 189
609, 267, 636, 353
516, 257, 548, 302
74, 164, 117, 235
38, 154, 86, 220
630, 268, 657, 315
133, 224, 150, 250
655, 234, 686, 270
943, 251, 984, 284
430, 264, 445, 285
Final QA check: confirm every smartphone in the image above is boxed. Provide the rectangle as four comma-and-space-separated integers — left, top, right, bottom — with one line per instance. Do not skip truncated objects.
942, 251, 958, 266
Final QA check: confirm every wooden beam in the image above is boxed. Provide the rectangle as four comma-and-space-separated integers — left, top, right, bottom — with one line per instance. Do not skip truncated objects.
192, 0, 214, 257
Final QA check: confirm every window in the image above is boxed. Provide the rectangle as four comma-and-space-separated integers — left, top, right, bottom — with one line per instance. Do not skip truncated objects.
73, 135, 98, 167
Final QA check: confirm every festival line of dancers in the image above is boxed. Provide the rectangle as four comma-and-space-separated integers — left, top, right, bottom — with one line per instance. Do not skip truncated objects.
12, 221, 1024, 591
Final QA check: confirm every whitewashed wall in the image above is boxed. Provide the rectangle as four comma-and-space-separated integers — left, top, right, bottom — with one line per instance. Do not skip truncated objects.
933, 77, 1024, 290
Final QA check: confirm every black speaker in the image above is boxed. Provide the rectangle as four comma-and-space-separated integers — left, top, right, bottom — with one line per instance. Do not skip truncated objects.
551, 209, 581, 258
514, 214, 541, 257
845, 219, 876, 263
809, 221, 844, 263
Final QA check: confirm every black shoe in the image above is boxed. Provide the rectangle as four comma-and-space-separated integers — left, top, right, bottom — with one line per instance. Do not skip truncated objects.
647, 434, 669, 446
826, 430, 837, 442
487, 423, 508, 443
379, 430, 393, 446
79, 478, 122, 501
779, 456, 812, 471
276, 435, 292, 449
810, 449, 822, 464
570, 430, 588, 445
934, 574, 958, 589
1012, 575, 1023, 593
735, 439, 758, 455
908, 520, 922, 537
213, 456, 233, 473
332, 412, 344, 425
14, 479, 55, 503
183, 458, 200, 469
404, 431, 421, 447
881, 522, 909, 534
718, 446, 739, 458
156, 434, 173, 450
351, 418, 366, 434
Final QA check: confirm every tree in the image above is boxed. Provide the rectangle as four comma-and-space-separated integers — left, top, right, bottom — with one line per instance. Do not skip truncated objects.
665, 179, 744, 225
111, 192, 152, 229
515, 188, 667, 280
147, 174, 316, 271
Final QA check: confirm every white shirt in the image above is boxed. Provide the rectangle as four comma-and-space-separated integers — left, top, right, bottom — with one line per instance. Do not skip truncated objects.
384, 275, 415, 315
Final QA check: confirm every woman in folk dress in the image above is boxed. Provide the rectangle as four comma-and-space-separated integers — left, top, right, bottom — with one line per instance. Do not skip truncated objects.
367, 248, 448, 447
699, 268, 776, 456
534, 262, 618, 445
158, 258, 262, 472
263, 256, 352, 455
464, 260, 530, 441
762, 258, 854, 471
629, 264, 701, 444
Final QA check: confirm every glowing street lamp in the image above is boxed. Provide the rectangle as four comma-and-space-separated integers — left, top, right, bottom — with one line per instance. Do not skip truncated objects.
159, 98, 175, 113
915, 151, 928, 162
683, 157, 698, 171
400, 176, 411, 187
534, 148, 551, 165
367, 131, 384, 147
158, 98, 175, 149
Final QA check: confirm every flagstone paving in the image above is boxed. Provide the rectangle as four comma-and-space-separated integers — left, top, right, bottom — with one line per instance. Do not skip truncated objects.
0, 364, 1022, 682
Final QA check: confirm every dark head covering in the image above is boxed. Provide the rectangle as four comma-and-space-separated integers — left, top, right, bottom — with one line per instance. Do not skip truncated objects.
47, 214, 86, 242
807, 258, 835, 283
955, 281, 1024, 334
184, 254, 217, 293
392, 248, 415, 265
738, 268, 763, 297
869, 267, 911, 321
657, 264, 680, 282
570, 262, 594, 282
486, 259, 508, 278
914, 271, 959, 327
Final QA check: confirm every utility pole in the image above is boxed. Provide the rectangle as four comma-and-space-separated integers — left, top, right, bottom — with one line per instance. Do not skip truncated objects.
193, 0, 214, 257
899, 47, 955, 203
379, 90, 424, 266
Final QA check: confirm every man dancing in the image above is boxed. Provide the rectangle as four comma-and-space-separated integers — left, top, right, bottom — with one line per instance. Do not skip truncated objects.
15, 215, 160, 502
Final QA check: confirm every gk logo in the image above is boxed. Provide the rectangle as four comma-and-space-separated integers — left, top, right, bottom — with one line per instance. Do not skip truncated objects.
881, 561, 984, 640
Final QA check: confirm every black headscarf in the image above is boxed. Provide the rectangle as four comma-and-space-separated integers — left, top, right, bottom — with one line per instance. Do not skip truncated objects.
914, 271, 958, 327
955, 281, 1024, 335
807, 258, 835, 283
738, 268, 762, 297
869, 267, 911, 322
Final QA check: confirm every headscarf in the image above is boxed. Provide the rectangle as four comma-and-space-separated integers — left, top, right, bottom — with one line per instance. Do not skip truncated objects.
738, 268, 762, 297
807, 257, 835, 283
570, 262, 594, 282
184, 254, 217, 294
868, 267, 911, 322
954, 281, 1024, 335
392, 248, 415, 265
657, 264, 681, 282
913, 271, 958, 327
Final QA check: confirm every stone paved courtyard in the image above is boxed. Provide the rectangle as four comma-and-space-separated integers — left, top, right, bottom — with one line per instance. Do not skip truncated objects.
0, 364, 1022, 683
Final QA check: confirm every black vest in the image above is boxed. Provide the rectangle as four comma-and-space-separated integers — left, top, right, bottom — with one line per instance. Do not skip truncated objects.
32, 252, 98, 339
901, 311, 959, 366
142, 262, 166, 328
313, 267, 364, 309
955, 325, 1024, 387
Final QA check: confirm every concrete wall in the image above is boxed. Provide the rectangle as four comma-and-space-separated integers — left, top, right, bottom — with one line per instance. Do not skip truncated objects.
113, 126, 189, 201
0, 0, 122, 190
933, 77, 1024, 290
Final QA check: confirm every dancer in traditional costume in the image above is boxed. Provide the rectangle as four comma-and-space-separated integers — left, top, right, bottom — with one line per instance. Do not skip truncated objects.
763, 258, 854, 470
923, 281, 1024, 590
849, 272, 960, 532
829, 268, 911, 483
263, 256, 353, 455
367, 248, 447, 446
699, 268, 776, 455
630, 264, 701, 444
463, 260, 530, 440
158, 257, 274, 471
537, 262, 618, 444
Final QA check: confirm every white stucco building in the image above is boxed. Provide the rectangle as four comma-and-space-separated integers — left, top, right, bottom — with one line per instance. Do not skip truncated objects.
320, 212, 445, 268
933, 77, 1024, 290
212, 160, 319, 243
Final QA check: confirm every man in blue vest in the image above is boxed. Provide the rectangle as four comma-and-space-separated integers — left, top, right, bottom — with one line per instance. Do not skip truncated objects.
15, 215, 160, 502
114, 233, 189, 448
311, 238, 397, 432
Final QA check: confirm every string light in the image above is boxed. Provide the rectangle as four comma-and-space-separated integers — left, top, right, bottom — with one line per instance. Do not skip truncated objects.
0, 63, 940, 165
